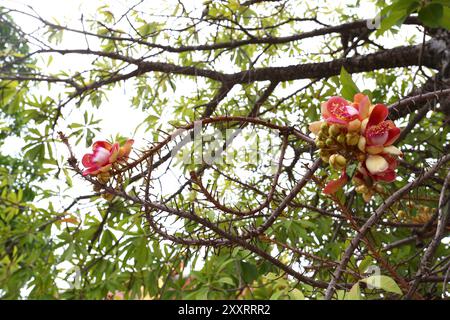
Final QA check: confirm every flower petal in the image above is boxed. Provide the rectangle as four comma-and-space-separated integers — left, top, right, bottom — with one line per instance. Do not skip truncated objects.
82, 166, 100, 176
385, 123, 401, 146
366, 145, 384, 154
323, 170, 348, 194
354, 93, 370, 120
367, 130, 388, 146
92, 141, 112, 151
325, 96, 358, 123
383, 145, 403, 156
309, 121, 323, 134
109, 143, 120, 163
118, 139, 134, 159
360, 118, 369, 134
325, 116, 347, 125
373, 169, 396, 182
82, 153, 95, 167
366, 155, 389, 174
93, 147, 111, 165
321, 102, 330, 118
368, 104, 388, 127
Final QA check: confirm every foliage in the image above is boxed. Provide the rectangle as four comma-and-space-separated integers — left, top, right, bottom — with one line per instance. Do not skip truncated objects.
0, 0, 449, 300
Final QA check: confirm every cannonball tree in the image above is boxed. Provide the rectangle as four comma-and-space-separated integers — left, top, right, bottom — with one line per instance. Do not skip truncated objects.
0, 0, 449, 300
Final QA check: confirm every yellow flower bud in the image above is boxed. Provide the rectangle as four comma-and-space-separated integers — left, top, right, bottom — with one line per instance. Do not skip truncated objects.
360, 118, 369, 134
316, 140, 326, 149
320, 122, 329, 131
329, 154, 346, 170
102, 193, 114, 201
97, 172, 111, 184
326, 138, 334, 146
362, 191, 373, 202
336, 134, 346, 144
329, 124, 341, 137
355, 185, 368, 194
397, 210, 406, 218
348, 119, 361, 132
335, 154, 347, 167
357, 136, 366, 152
346, 133, 359, 146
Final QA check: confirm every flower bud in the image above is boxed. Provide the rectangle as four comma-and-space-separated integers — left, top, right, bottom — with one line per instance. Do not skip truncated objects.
329, 154, 346, 170
374, 184, 384, 193
336, 134, 346, 144
326, 138, 334, 146
316, 140, 326, 149
328, 124, 341, 137
362, 191, 373, 202
356, 152, 366, 162
97, 172, 111, 184
346, 133, 359, 146
348, 119, 361, 132
360, 118, 368, 134
397, 210, 406, 218
318, 132, 327, 140
355, 185, 368, 194
319, 149, 329, 156
102, 193, 114, 201
335, 154, 347, 167
357, 136, 366, 152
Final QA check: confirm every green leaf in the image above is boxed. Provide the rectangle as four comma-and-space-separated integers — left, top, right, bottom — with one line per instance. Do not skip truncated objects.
340, 67, 360, 100
358, 256, 374, 273
269, 290, 284, 300
360, 275, 402, 295
346, 163, 358, 179
288, 288, 305, 300
419, 3, 444, 28
240, 261, 258, 283
218, 277, 235, 286
436, 6, 450, 29
346, 282, 361, 300
375, 9, 408, 37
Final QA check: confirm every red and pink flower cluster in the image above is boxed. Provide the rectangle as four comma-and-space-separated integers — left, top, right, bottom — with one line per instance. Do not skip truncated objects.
309, 93, 402, 201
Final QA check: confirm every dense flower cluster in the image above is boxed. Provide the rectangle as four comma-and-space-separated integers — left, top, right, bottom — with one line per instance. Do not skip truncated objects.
82, 139, 134, 179
309, 93, 402, 201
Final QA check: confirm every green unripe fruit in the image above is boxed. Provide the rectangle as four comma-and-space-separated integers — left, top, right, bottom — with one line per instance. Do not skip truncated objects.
320, 122, 328, 130
321, 155, 330, 163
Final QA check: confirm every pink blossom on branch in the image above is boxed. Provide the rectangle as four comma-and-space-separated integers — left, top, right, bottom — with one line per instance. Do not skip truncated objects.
82, 139, 134, 176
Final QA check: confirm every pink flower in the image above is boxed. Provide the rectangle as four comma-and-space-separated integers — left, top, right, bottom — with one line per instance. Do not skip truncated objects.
362, 104, 400, 154
321, 96, 359, 125
82, 139, 134, 176
359, 153, 398, 183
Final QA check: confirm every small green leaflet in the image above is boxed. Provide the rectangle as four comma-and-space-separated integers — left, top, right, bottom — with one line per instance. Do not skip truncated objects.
346, 163, 358, 179
340, 67, 360, 100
